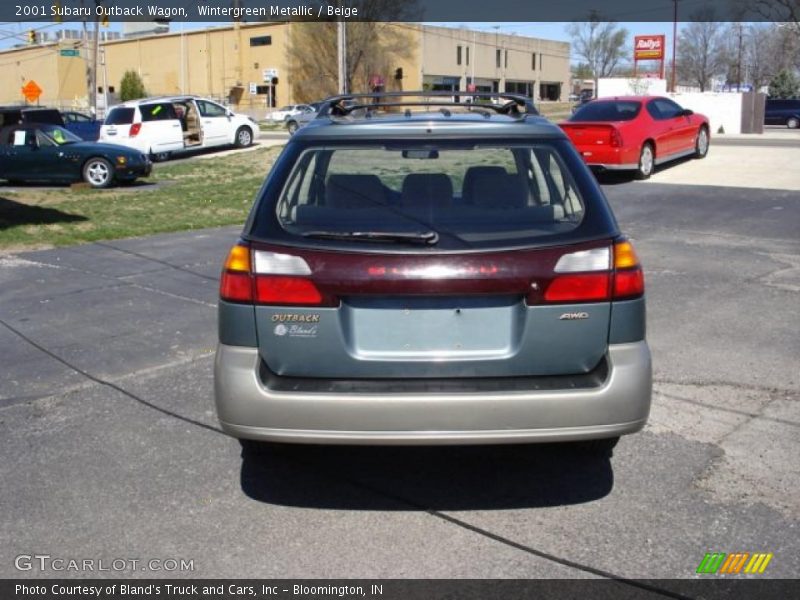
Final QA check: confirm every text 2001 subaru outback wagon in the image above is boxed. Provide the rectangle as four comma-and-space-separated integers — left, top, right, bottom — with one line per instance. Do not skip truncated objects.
214, 92, 651, 455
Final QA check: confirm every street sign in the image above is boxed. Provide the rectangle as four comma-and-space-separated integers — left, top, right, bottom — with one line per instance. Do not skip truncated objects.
60, 49, 79, 57
21, 80, 42, 103
262, 68, 278, 82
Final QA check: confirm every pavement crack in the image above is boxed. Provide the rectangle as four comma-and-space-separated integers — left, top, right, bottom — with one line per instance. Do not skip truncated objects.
655, 391, 800, 430
8, 253, 217, 309
275, 454, 692, 598
94, 241, 219, 282
653, 377, 797, 395
0, 318, 223, 436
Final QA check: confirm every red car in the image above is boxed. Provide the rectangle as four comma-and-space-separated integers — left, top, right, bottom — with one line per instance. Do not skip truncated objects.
559, 96, 710, 179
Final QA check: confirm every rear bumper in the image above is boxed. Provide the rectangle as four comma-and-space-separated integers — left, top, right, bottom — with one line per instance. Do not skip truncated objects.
214, 341, 652, 445
588, 162, 639, 171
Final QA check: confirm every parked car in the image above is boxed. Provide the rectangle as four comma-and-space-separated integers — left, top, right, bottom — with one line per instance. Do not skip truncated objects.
98, 96, 258, 161
560, 96, 710, 179
0, 106, 64, 128
61, 110, 102, 141
764, 98, 800, 129
285, 105, 320, 134
215, 91, 652, 455
0, 123, 151, 188
266, 104, 313, 122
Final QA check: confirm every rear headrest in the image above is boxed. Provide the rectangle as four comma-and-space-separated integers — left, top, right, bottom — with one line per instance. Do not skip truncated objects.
471, 173, 527, 209
401, 173, 453, 208
326, 174, 385, 209
462, 166, 507, 204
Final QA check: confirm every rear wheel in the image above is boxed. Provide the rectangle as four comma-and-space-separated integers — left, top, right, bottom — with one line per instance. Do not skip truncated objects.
239, 439, 293, 458
787, 117, 799, 129
82, 157, 113, 189
235, 126, 253, 148
149, 151, 171, 162
635, 143, 654, 180
573, 437, 620, 457
286, 120, 299, 135
694, 126, 709, 159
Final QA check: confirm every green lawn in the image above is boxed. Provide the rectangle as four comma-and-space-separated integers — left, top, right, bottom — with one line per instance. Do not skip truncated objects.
0, 146, 282, 252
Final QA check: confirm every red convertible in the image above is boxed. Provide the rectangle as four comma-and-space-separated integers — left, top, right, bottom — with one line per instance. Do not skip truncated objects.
560, 96, 710, 179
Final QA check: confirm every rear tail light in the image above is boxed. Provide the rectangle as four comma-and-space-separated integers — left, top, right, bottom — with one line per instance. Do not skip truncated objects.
219, 245, 333, 306
612, 241, 645, 299
219, 244, 253, 303
537, 241, 644, 304
544, 273, 610, 302
129, 122, 141, 137
610, 128, 623, 148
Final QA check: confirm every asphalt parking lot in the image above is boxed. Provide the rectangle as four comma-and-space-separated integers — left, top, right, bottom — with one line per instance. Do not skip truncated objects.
1, 142, 798, 584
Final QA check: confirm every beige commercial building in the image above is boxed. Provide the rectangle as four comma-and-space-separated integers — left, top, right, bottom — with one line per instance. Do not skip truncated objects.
0, 23, 569, 114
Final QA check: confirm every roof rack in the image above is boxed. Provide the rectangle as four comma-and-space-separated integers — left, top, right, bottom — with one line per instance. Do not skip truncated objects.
316, 91, 539, 119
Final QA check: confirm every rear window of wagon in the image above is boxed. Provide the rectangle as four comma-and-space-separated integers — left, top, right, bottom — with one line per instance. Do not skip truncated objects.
105, 108, 134, 125
270, 143, 586, 250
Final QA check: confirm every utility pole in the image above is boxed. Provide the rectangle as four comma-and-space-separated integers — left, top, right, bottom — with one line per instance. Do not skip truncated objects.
337, 19, 347, 93
736, 23, 744, 92
91, 7, 99, 116
671, 0, 679, 92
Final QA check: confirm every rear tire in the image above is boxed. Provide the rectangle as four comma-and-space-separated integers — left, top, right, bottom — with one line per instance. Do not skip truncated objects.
573, 437, 620, 457
234, 126, 253, 148
82, 157, 113, 189
635, 143, 654, 180
694, 126, 709, 159
149, 151, 171, 162
239, 439, 292, 458
787, 117, 799, 129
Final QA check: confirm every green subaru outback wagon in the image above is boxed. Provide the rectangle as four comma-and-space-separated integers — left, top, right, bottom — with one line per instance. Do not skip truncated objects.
214, 92, 651, 454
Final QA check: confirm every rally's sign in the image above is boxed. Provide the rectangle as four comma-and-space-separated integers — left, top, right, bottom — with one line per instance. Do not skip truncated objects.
634, 35, 665, 60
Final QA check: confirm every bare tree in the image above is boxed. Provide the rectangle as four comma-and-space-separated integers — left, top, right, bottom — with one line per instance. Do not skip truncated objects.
287, 1, 419, 102
676, 8, 727, 91
566, 15, 628, 91
718, 19, 799, 92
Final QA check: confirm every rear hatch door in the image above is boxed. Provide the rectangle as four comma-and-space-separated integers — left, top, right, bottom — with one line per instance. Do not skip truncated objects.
252, 242, 613, 379
247, 140, 619, 379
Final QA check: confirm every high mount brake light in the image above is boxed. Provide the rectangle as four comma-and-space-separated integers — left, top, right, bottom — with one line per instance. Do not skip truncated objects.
219, 245, 332, 306
539, 241, 644, 304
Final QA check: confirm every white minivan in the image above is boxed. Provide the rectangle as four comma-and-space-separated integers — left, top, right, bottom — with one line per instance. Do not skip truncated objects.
99, 96, 259, 160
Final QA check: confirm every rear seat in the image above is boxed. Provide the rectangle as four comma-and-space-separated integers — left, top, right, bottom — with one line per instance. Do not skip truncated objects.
401, 173, 453, 209
461, 166, 507, 205
293, 171, 565, 229
326, 174, 386, 208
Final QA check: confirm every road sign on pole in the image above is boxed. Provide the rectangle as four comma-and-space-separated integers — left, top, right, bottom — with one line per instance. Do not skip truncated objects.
21, 80, 42, 103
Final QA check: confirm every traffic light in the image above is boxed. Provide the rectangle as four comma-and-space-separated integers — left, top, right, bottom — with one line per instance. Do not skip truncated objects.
101, 14, 109, 27
54, 1, 62, 23
27, 30, 36, 45
395, 68, 403, 80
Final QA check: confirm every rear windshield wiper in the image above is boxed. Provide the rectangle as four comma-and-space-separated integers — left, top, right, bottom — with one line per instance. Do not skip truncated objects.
301, 230, 439, 245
